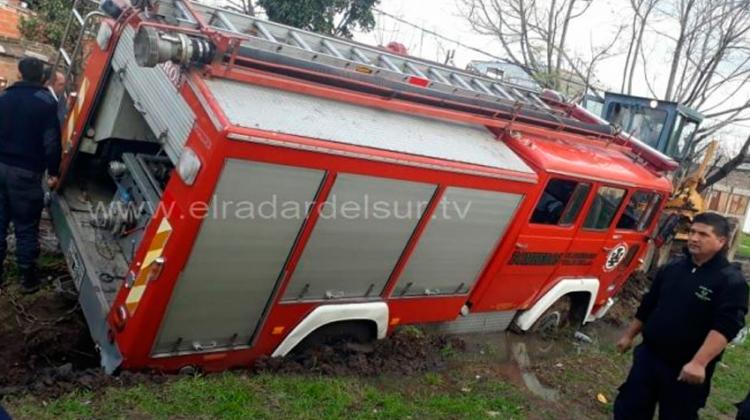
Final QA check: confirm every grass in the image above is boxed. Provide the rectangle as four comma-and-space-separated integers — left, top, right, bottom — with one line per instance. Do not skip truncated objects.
530, 327, 750, 420
703, 337, 750, 419
738, 232, 750, 259
3, 301, 748, 420
5, 333, 749, 419
5, 374, 528, 420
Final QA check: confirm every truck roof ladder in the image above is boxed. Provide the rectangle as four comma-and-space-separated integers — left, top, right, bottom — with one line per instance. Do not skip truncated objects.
173, 1, 680, 171
174, 2, 588, 127
54, 0, 106, 98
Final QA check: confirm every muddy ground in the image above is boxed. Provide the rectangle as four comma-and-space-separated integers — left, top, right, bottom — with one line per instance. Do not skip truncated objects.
601, 271, 650, 328
0, 215, 656, 402
0, 253, 469, 399
0, 249, 649, 402
0, 254, 110, 398
255, 329, 466, 377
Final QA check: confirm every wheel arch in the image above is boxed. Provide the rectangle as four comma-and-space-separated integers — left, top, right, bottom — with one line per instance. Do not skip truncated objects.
513, 278, 599, 332
271, 302, 388, 357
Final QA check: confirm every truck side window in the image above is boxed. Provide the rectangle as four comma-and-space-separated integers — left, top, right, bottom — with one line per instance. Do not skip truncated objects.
637, 194, 663, 231
559, 183, 591, 225
530, 179, 588, 225
616, 191, 655, 230
583, 186, 626, 230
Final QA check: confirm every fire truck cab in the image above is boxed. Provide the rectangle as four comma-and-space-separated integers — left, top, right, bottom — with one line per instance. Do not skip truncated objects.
51, 0, 673, 373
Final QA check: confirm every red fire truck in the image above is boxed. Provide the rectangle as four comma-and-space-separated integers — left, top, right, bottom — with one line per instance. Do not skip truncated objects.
51, 0, 675, 373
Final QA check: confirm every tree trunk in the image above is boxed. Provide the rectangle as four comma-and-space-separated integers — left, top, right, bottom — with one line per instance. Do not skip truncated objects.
621, 11, 639, 93
664, 0, 695, 101
554, 0, 576, 90
627, 2, 655, 94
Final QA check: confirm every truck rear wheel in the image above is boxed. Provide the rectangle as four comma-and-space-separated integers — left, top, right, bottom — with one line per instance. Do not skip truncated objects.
291, 320, 377, 355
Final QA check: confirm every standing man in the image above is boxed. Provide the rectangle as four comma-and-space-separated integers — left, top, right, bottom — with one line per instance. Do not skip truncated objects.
45, 69, 68, 124
614, 212, 749, 419
0, 57, 62, 293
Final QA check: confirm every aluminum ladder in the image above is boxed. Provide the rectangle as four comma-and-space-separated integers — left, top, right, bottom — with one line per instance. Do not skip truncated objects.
54, 0, 107, 98
177, 1, 560, 116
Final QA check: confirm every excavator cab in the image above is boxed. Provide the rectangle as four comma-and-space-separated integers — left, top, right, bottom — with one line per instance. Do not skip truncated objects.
600, 92, 703, 160
584, 93, 709, 271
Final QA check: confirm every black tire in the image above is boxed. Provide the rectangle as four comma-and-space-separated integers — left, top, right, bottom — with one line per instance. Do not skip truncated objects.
528, 296, 573, 337
292, 320, 376, 355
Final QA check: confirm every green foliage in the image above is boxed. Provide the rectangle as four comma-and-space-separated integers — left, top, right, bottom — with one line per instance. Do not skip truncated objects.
738, 232, 750, 259
704, 338, 750, 418
18, 0, 73, 47
397, 325, 424, 338
256, 0, 379, 38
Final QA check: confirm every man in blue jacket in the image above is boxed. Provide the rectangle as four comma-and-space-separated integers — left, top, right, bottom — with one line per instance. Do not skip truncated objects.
0, 57, 62, 293
614, 212, 749, 419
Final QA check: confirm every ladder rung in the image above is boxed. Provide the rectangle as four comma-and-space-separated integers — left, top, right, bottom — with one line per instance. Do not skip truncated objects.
491, 83, 514, 101
404, 62, 427, 79
450, 74, 473, 91
174, 1, 196, 24
509, 87, 528, 102
351, 48, 371, 64
472, 79, 495, 96
59, 48, 72, 66
528, 93, 551, 109
321, 39, 345, 60
254, 21, 276, 42
73, 9, 84, 26
215, 11, 238, 32
380, 55, 402, 73
290, 31, 313, 51
428, 68, 451, 85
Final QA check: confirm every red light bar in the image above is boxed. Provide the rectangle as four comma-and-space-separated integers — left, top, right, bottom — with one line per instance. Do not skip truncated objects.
407, 76, 430, 87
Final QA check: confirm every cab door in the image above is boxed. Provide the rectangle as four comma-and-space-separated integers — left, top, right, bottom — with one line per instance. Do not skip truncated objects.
592, 191, 664, 304
568, 184, 629, 287
485, 177, 592, 309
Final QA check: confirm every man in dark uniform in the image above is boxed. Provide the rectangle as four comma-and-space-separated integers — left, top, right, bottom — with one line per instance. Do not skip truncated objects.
45, 69, 68, 124
0, 57, 62, 293
614, 212, 749, 419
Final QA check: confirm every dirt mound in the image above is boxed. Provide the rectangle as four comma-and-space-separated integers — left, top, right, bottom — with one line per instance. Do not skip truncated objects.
254, 329, 466, 376
0, 253, 106, 398
0, 273, 173, 398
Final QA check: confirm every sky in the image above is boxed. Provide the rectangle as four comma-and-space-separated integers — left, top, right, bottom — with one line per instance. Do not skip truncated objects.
358, 0, 647, 92
207, 1, 746, 111
206, 0, 750, 231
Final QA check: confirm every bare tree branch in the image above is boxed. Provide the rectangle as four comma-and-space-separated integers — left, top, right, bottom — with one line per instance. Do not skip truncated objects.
460, 0, 608, 91
700, 134, 750, 191
623, 0, 661, 94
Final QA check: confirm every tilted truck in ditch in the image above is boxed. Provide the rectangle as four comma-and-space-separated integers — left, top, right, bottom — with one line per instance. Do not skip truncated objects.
51, 0, 678, 373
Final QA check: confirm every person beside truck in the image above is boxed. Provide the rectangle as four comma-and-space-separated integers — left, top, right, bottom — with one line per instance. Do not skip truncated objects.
614, 212, 749, 420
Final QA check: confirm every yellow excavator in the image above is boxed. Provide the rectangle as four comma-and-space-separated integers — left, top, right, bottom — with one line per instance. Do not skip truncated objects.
586, 93, 740, 270
666, 140, 718, 215
651, 140, 719, 268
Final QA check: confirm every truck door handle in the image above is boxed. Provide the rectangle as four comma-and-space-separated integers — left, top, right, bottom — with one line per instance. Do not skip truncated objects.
192, 341, 218, 351
515, 242, 528, 249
